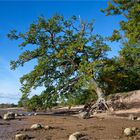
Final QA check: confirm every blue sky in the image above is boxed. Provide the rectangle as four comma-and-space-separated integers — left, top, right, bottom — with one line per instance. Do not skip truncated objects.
0, 1, 123, 104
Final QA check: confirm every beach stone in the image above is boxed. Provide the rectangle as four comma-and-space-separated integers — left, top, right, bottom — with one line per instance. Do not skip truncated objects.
69, 135, 77, 140
79, 112, 90, 119
34, 113, 38, 116
30, 123, 42, 130
15, 113, 24, 117
128, 114, 137, 120
28, 113, 32, 116
124, 128, 133, 136
15, 134, 29, 140
137, 117, 140, 121
44, 125, 53, 130
3, 112, 15, 120
15, 113, 18, 117
19, 113, 25, 116
79, 110, 83, 113
69, 132, 83, 140
131, 127, 137, 131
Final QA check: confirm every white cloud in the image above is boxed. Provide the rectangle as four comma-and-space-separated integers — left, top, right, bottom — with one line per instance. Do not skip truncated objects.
0, 57, 45, 104
0, 57, 24, 103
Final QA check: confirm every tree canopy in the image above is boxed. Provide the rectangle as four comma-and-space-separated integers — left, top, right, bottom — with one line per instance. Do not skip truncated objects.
8, 1, 140, 109
8, 15, 109, 103
102, 0, 140, 44
99, 0, 140, 94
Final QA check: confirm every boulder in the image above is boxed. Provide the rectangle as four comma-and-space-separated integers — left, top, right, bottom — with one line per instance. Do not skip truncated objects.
3, 112, 15, 120
69, 132, 83, 140
30, 123, 42, 130
79, 112, 90, 119
15, 134, 29, 140
124, 128, 133, 136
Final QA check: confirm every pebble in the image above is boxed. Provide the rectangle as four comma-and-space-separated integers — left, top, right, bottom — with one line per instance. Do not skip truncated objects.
30, 123, 42, 130
69, 132, 83, 140
124, 128, 133, 136
15, 134, 29, 140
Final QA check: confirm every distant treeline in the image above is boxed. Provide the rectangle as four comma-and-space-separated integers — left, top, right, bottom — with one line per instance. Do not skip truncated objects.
0, 103, 17, 108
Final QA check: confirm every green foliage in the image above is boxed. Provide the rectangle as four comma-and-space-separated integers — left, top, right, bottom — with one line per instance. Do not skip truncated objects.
59, 81, 97, 106
59, 90, 97, 107
19, 87, 58, 111
74, 89, 97, 105
102, 0, 140, 44
99, 0, 140, 94
18, 93, 29, 107
10, 3, 140, 105
9, 14, 109, 103
97, 43, 140, 94
26, 95, 42, 111
39, 87, 58, 110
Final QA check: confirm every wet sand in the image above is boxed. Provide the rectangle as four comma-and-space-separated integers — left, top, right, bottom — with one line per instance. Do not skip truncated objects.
0, 108, 140, 140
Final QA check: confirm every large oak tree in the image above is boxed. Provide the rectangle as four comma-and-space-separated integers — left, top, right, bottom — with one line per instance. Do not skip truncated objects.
8, 15, 110, 111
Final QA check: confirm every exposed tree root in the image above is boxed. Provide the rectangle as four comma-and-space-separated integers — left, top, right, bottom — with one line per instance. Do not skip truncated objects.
82, 97, 109, 117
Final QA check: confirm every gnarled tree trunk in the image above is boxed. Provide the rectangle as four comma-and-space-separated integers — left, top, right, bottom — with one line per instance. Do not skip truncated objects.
92, 78, 104, 99
83, 78, 109, 116
91, 78, 109, 112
